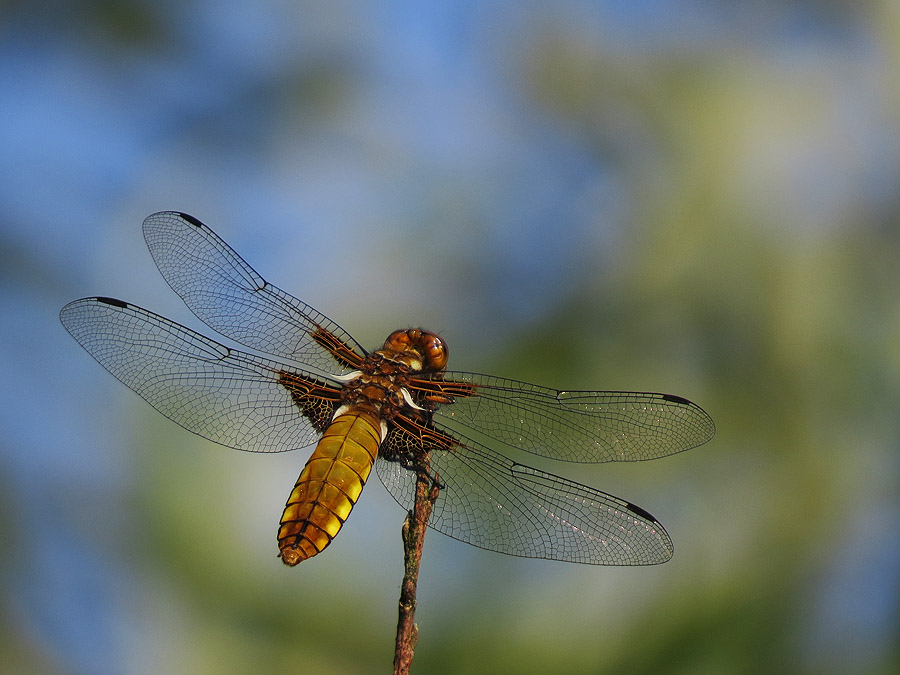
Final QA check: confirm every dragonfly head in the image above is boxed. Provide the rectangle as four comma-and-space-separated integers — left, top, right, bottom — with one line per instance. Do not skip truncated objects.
381, 328, 449, 373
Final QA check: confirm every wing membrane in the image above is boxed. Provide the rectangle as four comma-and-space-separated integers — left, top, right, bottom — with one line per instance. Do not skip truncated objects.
142, 211, 365, 374
421, 372, 715, 463
376, 427, 673, 565
60, 297, 336, 453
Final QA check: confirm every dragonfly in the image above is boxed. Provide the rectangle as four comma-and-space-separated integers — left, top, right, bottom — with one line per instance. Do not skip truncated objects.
60, 212, 715, 566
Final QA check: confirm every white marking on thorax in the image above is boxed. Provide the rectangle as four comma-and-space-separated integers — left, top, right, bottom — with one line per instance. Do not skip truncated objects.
332, 370, 363, 383
401, 388, 425, 411
332, 404, 352, 420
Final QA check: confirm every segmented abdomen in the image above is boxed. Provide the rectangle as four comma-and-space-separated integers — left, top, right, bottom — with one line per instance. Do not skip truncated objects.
278, 406, 383, 565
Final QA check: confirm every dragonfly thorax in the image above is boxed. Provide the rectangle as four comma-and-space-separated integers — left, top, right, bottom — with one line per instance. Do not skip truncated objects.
339, 350, 429, 418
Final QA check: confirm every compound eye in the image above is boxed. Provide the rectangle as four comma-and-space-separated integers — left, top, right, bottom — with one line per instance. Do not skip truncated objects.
421, 332, 448, 371
382, 328, 448, 371
382, 329, 412, 352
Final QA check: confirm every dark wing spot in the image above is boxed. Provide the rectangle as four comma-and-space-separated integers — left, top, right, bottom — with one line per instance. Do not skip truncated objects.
177, 212, 205, 228
625, 502, 660, 524
661, 393, 691, 405
95, 297, 128, 308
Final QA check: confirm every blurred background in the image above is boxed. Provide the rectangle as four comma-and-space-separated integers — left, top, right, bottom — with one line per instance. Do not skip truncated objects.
2, 1, 899, 673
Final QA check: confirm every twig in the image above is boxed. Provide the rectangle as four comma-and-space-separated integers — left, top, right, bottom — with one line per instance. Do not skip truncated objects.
393, 467, 440, 675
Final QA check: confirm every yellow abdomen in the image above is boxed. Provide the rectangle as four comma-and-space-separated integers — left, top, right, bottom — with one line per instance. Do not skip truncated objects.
278, 406, 383, 566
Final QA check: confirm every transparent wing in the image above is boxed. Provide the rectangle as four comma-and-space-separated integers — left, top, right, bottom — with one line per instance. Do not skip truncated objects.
142, 211, 366, 374
60, 297, 339, 453
416, 372, 715, 463
375, 425, 673, 565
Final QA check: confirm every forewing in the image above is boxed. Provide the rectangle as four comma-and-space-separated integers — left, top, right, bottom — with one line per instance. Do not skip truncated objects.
375, 424, 674, 565
60, 297, 338, 453
142, 211, 366, 374
418, 372, 715, 463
